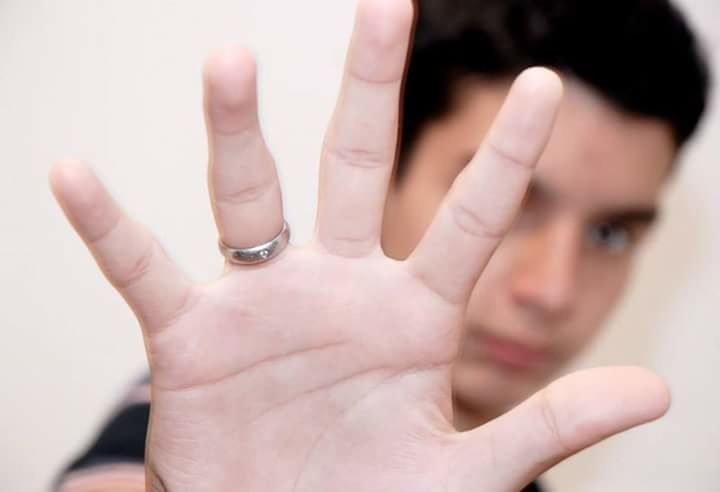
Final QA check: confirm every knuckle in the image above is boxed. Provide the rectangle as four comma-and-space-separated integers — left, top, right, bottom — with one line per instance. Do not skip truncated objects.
113, 239, 157, 291
538, 388, 573, 457
487, 139, 533, 170
323, 235, 379, 258
448, 201, 506, 240
325, 145, 388, 170
87, 211, 123, 246
217, 179, 274, 205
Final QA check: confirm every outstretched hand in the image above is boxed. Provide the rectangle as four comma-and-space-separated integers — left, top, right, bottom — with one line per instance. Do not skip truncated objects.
50, 0, 669, 490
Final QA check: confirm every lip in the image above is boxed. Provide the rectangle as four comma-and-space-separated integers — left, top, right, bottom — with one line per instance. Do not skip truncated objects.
467, 330, 548, 371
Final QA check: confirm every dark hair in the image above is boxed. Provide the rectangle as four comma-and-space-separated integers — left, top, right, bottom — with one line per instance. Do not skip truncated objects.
396, 0, 711, 180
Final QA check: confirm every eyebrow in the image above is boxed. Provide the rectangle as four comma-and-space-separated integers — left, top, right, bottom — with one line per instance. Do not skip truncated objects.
595, 208, 659, 226
526, 178, 660, 226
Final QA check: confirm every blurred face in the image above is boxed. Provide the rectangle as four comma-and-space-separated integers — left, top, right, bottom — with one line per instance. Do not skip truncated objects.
382, 77, 676, 424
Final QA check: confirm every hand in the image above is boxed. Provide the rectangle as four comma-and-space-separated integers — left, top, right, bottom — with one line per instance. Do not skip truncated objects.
50, 0, 669, 490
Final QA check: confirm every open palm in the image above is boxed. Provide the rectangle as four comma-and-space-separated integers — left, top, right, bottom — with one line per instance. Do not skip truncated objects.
50, 1, 669, 491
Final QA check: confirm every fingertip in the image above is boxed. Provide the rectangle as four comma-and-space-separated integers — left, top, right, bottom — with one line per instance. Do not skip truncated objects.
351, 0, 415, 82
657, 377, 672, 416
356, 0, 415, 40
548, 366, 672, 433
49, 158, 92, 197
48, 158, 118, 235
599, 365, 671, 416
621, 366, 672, 420
202, 43, 258, 111
513, 67, 565, 109
204, 43, 257, 77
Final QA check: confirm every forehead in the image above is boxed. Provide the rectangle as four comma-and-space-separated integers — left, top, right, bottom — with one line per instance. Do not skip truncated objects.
539, 79, 675, 211
437, 77, 676, 214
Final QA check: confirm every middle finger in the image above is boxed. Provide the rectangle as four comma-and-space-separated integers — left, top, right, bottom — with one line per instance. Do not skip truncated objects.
407, 68, 564, 304
315, 0, 414, 257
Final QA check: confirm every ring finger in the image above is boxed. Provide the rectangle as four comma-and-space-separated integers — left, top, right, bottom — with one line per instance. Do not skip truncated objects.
204, 45, 285, 252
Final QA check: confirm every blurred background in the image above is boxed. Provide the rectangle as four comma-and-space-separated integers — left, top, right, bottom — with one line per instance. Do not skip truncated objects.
1, 0, 718, 490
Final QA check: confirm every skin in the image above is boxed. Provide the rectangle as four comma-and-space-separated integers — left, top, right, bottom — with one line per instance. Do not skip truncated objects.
383, 77, 675, 429
49, 0, 671, 490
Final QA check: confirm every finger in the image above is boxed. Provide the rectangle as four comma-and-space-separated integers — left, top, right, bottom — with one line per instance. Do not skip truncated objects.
449, 367, 671, 492
315, 0, 414, 257
204, 45, 284, 249
406, 68, 563, 304
49, 159, 195, 333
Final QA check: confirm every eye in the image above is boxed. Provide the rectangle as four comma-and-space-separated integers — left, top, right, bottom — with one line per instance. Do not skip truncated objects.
586, 222, 633, 254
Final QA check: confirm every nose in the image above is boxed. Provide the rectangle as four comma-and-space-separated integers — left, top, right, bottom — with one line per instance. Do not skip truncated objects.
509, 219, 580, 318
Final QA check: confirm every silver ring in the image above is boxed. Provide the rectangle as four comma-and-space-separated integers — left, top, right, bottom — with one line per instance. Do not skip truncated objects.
218, 221, 291, 266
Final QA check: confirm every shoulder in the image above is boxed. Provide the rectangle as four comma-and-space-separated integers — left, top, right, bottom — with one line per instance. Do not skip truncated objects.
53, 374, 151, 490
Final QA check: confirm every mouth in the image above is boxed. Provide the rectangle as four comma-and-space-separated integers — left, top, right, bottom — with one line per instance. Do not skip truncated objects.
464, 329, 548, 372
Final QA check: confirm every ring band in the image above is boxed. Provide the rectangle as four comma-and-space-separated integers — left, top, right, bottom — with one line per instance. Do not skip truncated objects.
218, 221, 291, 265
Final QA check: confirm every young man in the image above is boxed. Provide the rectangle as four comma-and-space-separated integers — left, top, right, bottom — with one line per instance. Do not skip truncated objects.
51, 0, 709, 490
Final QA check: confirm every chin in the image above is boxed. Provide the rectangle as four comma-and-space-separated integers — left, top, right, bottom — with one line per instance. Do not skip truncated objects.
452, 359, 548, 418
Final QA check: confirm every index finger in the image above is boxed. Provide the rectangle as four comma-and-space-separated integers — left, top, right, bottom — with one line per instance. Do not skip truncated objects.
406, 68, 564, 304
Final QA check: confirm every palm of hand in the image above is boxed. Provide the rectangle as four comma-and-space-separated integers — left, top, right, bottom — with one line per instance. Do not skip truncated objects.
151, 250, 461, 491
50, 1, 669, 491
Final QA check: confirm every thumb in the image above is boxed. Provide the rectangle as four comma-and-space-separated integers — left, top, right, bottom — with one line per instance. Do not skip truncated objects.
447, 366, 670, 491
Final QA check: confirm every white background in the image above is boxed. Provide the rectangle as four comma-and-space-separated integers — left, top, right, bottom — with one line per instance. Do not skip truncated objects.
1, 1, 717, 490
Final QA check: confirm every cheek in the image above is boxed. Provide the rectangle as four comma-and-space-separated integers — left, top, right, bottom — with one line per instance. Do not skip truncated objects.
464, 241, 515, 316
561, 257, 634, 351
401, 182, 451, 244
383, 188, 441, 259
